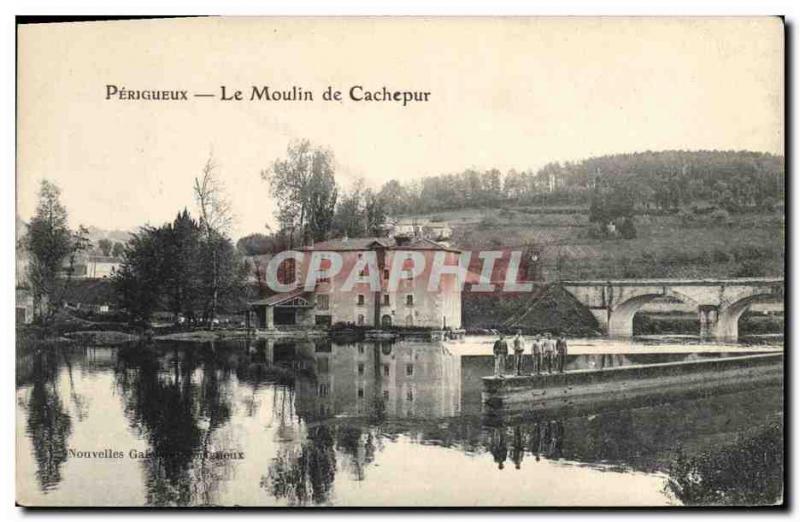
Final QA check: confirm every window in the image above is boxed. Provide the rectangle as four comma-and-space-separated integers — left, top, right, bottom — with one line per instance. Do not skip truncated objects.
406, 389, 414, 402
357, 314, 365, 326
357, 294, 365, 306
357, 387, 365, 399
406, 363, 414, 376
318, 383, 330, 397
358, 344, 365, 354
316, 294, 329, 311
358, 362, 365, 375
383, 364, 390, 377
383, 294, 390, 306
318, 257, 332, 284
383, 390, 390, 400
383, 269, 390, 280
317, 358, 329, 373
406, 294, 414, 306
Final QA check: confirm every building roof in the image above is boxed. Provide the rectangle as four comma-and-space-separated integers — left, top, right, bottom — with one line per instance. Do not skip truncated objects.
88, 255, 122, 264
302, 236, 459, 253
249, 288, 311, 307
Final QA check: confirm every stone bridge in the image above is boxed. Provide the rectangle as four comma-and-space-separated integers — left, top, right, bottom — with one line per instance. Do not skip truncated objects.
560, 278, 784, 341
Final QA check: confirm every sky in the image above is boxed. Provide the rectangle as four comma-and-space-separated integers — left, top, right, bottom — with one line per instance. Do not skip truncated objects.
17, 17, 784, 239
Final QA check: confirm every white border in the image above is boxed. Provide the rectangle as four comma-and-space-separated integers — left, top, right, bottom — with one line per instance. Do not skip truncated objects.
3, 2, 796, 520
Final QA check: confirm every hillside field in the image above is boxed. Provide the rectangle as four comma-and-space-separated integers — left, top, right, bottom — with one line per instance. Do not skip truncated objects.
412, 205, 784, 281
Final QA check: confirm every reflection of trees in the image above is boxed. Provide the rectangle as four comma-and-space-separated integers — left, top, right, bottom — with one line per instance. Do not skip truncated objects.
25, 350, 72, 492
61, 350, 89, 421
114, 343, 234, 506
336, 425, 377, 481
264, 425, 337, 505
666, 422, 783, 506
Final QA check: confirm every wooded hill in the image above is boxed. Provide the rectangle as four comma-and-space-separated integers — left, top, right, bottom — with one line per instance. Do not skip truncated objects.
378, 150, 784, 216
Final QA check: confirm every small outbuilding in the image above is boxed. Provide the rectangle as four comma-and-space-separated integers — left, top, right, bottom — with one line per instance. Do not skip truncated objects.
249, 289, 315, 329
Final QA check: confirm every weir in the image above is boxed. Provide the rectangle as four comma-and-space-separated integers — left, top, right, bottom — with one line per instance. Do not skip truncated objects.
482, 353, 783, 413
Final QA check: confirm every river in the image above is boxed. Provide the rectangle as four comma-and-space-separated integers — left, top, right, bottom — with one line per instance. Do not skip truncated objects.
15, 336, 783, 507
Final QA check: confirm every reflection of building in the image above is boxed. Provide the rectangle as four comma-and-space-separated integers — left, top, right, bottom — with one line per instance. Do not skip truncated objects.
249, 237, 463, 329
294, 341, 461, 421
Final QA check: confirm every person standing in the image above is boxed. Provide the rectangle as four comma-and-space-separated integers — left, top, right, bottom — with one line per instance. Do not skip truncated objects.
543, 332, 556, 373
556, 334, 568, 373
493, 333, 509, 378
512, 330, 525, 375
530, 335, 543, 375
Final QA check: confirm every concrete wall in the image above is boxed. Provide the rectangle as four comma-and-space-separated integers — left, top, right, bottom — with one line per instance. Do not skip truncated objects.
483, 353, 783, 412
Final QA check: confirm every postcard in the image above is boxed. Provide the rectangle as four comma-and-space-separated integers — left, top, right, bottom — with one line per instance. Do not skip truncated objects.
15, 16, 784, 507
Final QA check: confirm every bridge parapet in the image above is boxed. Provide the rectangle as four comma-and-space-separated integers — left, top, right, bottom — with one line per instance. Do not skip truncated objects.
560, 278, 784, 341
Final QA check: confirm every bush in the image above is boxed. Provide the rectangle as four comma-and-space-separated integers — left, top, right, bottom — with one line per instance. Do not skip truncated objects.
734, 259, 769, 277
712, 248, 731, 263
677, 207, 696, 225
618, 218, 637, 239
587, 223, 607, 239
710, 208, 732, 225
734, 245, 768, 262
479, 215, 500, 228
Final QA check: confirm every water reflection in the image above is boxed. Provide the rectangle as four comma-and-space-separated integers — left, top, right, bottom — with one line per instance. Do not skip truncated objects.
486, 422, 565, 470
15, 338, 783, 507
665, 422, 783, 506
113, 343, 236, 506
264, 424, 337, 505
22, 350, 73, 492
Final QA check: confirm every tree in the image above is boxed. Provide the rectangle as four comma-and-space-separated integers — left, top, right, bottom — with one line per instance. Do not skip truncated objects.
306, 156, 338, 241
112, 241, 125, 258
112, 226, 165, 324
197, 231, 248, 321
333, 183, 366, 238
236, 233, 274, 256
618, 217, 637, 239
162, 210, 202, 320
194, 155, 235, 327
112, 209, 245, 326
377, 179, 409, 215
261, 139, 338, 244
98, 238, 112, 257
364, 189, 387, 236
24, 180, 91, 323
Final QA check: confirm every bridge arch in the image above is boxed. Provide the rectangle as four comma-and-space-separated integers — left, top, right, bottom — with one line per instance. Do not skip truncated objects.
713, 292, 780, 341
607, 290, 699, 338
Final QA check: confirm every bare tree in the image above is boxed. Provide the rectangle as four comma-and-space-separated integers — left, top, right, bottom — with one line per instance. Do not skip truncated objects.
194, 155, 234, 328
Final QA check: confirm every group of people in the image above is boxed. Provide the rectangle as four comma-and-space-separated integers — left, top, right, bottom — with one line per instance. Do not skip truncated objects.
489, 421, 565, 470
493, 330, 569, 378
